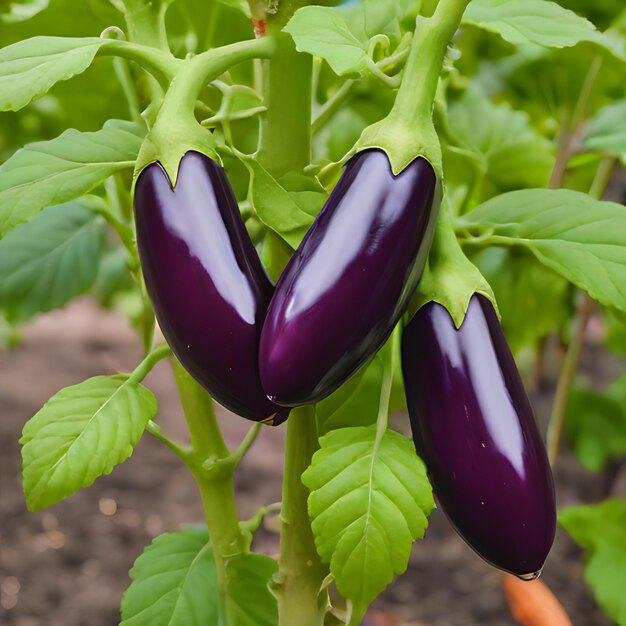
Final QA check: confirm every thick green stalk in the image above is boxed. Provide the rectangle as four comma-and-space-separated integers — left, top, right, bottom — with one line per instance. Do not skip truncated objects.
258, 31, 313, 177
172, 360, 247, 626
277, 407, 327, 626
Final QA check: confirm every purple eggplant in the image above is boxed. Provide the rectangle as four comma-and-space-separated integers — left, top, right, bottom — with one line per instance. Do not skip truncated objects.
401, 295, 556, 578
134, 151, 288, 425
259, 149, 439, 406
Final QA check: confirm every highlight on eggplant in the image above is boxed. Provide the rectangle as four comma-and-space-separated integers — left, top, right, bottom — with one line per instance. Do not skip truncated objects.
401, 294, 556, 578
134, 151, 288, 425
259, 149, 440, 407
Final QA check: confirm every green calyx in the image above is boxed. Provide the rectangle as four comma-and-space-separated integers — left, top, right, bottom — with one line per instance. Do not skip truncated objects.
408, 198, 498, 329
134, 115, 219, 188
354, 114, 441, 178
133, 36, 276, 188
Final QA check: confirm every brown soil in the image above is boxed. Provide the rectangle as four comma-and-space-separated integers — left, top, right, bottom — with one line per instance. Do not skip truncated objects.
0, 299, 622, 625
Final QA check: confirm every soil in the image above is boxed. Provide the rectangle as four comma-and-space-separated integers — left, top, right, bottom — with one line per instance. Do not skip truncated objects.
0, 298, 623, 626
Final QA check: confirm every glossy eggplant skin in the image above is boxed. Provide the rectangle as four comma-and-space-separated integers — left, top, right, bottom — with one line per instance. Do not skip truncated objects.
401, 295, 556, 578
134, 151, 288, 425
259, 149, 439, 406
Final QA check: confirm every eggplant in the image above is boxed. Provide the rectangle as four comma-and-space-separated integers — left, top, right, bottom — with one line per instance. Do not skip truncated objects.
259, 149, 439, 406
134, 151, 288, 425
401, 295, 556, 578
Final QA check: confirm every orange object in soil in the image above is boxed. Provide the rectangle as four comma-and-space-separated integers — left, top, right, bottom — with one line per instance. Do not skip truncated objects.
503, 573, 573, 626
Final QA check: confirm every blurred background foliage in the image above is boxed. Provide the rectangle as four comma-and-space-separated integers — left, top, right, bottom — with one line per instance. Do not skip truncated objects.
1, 0, 626, 622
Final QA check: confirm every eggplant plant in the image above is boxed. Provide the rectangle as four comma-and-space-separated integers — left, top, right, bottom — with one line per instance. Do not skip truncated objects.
1, 0, 626, 624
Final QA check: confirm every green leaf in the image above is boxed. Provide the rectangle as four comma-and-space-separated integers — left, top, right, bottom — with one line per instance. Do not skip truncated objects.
121, 531, 277, 626
303, 425, 434, 612
565, 385, 626, 472
316, 355, 385, 436
559, 500, 626, 626
278, 171, 327, 219
557, 0, 626, 31
471, 247, 569, 352
337, 0, 413, 41
0, 200, 105, 322
260, 230, 293, 283
483, 42, 626, 135
1, 0, 49, 23
224, 553, 279, 626
91, 246, 137, 308
0, 36, 104, 111
463, 0, 597, 48
0, 119, 145, 238
608, 372, 626, 412
582, 100, 626, 165
284, 6, 379, 78
459, 189, 626, 312
446, 89, 555, 194
605, 308, 626, 355
238, 154, 314, 249
21, 374, 157, 511
121, 527, 219, 626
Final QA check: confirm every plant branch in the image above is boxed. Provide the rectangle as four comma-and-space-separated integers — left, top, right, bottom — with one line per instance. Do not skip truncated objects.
588, 156, 616, 199
129, 344, 172, 383
548, 56, 602, 189
113, 56, 143, 124
146, 420, 192, 464
99, 39, 180, 87
545, 156, 616, 463
230, 422, 262, 468
546, 294, 594, 464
